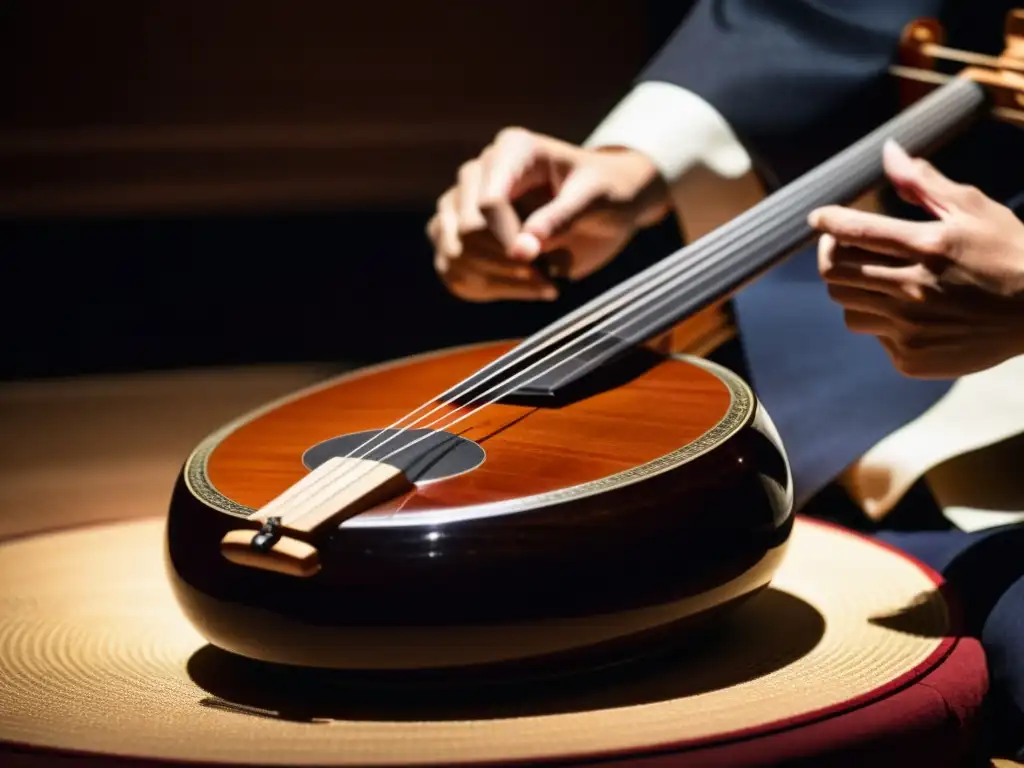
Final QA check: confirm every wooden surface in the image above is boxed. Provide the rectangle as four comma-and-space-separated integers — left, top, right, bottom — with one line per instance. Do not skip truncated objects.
0, 365, 335, 541
0, 0, 649, 216
205, 341, 733, 513
166, 340, 792, 671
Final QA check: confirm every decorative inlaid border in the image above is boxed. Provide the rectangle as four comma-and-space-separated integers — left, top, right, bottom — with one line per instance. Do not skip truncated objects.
183, 343, 753, 527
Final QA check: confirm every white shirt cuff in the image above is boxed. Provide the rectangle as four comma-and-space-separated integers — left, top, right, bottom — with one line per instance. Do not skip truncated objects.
583, 81, 752, 182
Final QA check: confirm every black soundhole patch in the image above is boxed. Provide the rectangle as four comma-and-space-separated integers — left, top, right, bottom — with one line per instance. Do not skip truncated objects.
301, 429, 485, 483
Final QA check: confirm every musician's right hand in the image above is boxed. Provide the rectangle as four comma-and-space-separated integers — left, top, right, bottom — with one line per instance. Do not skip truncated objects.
427, 127, 672, 302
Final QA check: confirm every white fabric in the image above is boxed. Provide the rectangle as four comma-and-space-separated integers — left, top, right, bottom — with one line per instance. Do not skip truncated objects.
846, 354, 1024, 530
583, 81, 752, 181
585, 82, 1024, 531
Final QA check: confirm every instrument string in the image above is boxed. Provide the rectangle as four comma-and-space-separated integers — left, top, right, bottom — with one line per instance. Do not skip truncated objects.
330, 163, 792, 466
273, 77, 985, 528
274, 162, 852, 524
337, 77, 973, 459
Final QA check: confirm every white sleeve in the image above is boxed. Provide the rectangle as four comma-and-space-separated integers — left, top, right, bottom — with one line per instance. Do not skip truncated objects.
583, 81, 752, 182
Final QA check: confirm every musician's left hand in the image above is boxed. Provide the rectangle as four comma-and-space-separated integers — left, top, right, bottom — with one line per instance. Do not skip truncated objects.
808, 139, 1024, 379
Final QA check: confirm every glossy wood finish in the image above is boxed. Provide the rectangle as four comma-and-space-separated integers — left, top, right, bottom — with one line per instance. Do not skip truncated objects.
204, 341, 733, 514
166, 340, 794, 675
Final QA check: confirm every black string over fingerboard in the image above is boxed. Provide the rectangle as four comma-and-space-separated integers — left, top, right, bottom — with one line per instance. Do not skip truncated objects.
494, 76, 988, 400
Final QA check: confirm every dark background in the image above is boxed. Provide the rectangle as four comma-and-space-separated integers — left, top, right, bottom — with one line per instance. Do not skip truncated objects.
0, 0, 694, 381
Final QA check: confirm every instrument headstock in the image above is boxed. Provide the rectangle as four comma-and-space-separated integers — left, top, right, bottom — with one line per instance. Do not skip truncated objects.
893, 9, 1024, 127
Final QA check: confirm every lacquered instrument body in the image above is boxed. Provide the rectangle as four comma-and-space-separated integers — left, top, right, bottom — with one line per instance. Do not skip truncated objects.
165, 340, 794, 675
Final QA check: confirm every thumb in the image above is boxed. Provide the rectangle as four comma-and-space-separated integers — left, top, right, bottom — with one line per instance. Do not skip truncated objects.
511, 170, 600, 260
882, 138, 962, 218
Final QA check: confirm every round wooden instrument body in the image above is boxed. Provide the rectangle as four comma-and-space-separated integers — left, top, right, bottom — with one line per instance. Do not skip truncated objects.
165, 340, 794, 675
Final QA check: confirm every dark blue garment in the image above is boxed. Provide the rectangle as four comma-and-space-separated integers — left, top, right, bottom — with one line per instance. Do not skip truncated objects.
875, 524, 1024, 759
636, 0, 1021, 505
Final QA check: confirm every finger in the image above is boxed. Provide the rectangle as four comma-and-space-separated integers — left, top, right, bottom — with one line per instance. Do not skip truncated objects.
434, 251, 450, 277
479, 128, 558, 205
482, 201, 525, 254
827, 286, 969, 342
515, 167, 613, 261
827, 285, 899, 318
818, 232, 904, 273
818, 236, 938, 300
888, 347, 977, 379
879, 336, 901, 357
875, 337, 951, 379
881, 139, 966, 218
446, 261, 558, 302
426, 213, 440, 245
890, 177, 927, 209
473, 131, 545, 258
840, 304, 972, 350
520, 169, 602, 253
454, 250, 540, 282
842, 309, 894, 336
445, 244, 559, 297
455, 161, 487, 234
436, 189, 462, 259
807, 205, 948, 259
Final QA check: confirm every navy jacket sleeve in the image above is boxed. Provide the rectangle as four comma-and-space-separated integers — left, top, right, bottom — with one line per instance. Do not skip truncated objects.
639, 0, 945, 188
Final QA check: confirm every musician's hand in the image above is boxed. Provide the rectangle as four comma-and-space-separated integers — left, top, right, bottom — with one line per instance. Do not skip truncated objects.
427, 127, 672, 302
809, 139, 1024, 379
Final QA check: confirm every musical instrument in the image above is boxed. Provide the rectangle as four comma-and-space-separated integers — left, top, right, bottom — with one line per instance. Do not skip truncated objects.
165, 12, 1024, 676
0, 365, 990, 768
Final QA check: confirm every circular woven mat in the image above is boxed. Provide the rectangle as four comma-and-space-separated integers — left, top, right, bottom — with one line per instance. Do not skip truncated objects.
0, 514, 953, 766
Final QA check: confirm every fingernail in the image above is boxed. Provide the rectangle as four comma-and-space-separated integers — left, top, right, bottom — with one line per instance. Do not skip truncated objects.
807, 209, 821, 227
884, 137, 908, 156
511, 232, 541, 260
541, 287, 558, 300
883, 138, 914, 171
